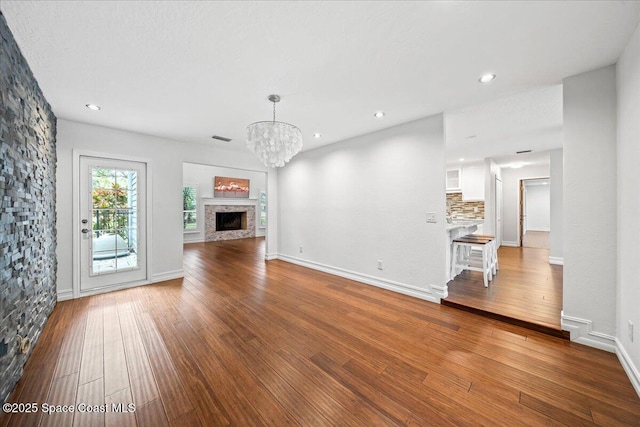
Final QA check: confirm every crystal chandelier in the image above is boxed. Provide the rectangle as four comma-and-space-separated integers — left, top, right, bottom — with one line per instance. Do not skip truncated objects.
246, 95, 303, 168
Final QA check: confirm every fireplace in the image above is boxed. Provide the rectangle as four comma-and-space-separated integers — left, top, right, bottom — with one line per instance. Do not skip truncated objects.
205, 205, 256, 241
216, 212, 245, 231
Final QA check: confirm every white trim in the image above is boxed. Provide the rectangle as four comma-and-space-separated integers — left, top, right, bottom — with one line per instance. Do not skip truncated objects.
152, 269, 184, 283
76, 279, 154, 299
72, 150, 153, 299
56, 269, 183, 301
501, 240, 520, 247
548, 256, 564, 265
265, 253, 278, 261
202, 197, 258, 204
184, 238, 205, 244
277, 254, 445, 303
615, 338, 640, 397
57, 289, 73, 301
561, 311, 616, 352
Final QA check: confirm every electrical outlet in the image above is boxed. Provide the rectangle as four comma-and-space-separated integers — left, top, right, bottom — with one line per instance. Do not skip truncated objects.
426, 212, 437, 223
629, 320, 634, 342
299, 245, 303, 253
377, 259, 383, 270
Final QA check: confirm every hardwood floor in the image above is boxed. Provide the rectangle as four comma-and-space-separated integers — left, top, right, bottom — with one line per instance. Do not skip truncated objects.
444, 246, 565, 337
2, 238, 639, 426
523, 231, 550, 249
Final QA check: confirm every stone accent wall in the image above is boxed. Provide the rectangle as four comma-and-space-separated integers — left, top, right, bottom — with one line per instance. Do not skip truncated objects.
0, 13, 57, 403
205, 205, 256, 241
446, 192, 484, 219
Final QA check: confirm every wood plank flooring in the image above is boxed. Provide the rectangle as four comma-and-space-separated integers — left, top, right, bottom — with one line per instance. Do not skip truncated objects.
444, 246, 566, 338
2, 237, 639, 426
523, 231, 550, 249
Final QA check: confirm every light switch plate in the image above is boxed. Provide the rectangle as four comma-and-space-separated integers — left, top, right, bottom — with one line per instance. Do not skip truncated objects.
426, 212, 437, 223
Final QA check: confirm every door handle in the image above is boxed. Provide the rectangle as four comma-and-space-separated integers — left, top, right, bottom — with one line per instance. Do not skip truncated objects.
81, 228, 90, 234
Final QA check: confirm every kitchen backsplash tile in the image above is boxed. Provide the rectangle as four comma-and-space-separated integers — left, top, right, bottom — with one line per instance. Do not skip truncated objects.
446, 192, 484, 219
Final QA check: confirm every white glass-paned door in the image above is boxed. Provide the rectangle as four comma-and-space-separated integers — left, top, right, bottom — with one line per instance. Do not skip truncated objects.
80, 156, 147, 292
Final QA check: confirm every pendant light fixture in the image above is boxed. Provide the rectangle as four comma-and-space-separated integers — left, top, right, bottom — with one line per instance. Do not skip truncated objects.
246, 95, 303, 168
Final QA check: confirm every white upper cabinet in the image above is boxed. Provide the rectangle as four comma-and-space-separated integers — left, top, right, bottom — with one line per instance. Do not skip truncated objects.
446, 169, 461, 192
461, 163, 485, 201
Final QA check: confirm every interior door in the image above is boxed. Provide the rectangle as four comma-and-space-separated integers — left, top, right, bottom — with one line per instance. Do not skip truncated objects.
519, 180, 525, 246
79, 156, 147, 293
495, 177, 503, 247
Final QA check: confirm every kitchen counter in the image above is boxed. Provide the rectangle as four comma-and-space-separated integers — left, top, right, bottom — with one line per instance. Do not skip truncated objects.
445, 219, 483, 232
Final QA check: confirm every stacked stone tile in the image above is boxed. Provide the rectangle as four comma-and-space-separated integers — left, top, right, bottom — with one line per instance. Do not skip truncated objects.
0, 13, 57, 403
446, 192, 484, 219
205, 205, 256, 241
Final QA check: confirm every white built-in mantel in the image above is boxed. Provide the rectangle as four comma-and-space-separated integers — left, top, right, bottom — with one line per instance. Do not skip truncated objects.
202, 197, 258, 203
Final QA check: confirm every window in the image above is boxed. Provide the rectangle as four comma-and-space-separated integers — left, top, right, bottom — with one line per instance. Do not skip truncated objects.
183, 185, 198, 231
259, 189, 267, 228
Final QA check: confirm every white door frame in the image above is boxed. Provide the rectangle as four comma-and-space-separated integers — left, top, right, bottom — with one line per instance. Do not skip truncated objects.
72, 149, 153, 299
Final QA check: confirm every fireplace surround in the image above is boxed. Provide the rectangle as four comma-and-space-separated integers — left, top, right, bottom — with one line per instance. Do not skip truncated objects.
205, 204, 255, 241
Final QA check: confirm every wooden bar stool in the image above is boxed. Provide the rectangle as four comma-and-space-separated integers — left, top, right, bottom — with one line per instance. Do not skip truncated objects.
451, 235, 495, 287
462, 234, 498, 274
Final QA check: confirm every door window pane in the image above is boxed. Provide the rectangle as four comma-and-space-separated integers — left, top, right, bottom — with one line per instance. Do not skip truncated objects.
91, 167, 139, 275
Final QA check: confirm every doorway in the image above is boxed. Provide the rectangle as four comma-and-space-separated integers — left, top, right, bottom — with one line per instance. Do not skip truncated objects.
77, 155, 148, 294
519, 178, 550, 249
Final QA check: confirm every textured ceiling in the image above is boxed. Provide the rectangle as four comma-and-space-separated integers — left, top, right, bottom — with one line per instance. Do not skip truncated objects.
2, 1, 640, 158
446, 85, 563, 166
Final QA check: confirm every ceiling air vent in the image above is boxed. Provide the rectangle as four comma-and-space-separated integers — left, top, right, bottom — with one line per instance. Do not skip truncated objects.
211, 135, 232, 142
516, 150, 531, 154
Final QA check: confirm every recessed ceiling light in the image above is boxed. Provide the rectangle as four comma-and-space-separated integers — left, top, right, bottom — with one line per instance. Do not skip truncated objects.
313, 133, 322, 139
459, 158, 465, 162
86, 104, 101, 111
478, 73, 496, 84
374, 111, 385, 118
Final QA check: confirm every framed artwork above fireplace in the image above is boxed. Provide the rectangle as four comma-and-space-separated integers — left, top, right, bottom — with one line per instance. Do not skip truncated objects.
214, 176, 250, 198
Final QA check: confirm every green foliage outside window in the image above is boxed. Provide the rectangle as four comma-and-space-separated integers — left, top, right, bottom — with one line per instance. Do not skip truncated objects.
183, 186, 197, 230
92, 168, 135, 241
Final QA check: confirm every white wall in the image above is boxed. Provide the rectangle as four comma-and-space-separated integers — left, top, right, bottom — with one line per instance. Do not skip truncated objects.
562, 65, 617, 347
56, 119, 276, 299
277, 115, 447, 302
483, 158, 501, 237
183, 163, 267, 242
524, 182, 550, 232
549, 149, 564, 263
500, 163, 550, 246
616, 20, 640, 394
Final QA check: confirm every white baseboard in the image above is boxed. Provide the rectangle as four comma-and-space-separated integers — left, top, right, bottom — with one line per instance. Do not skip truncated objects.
501, 240, 519, 247
59, 270, 183, 301
561, 311, 616, 352
152, 269, 184, 283
265, 253, 278, 261
183, 238, 205, 244
57, 289, 73, 301
277, 254, 445, 303
549, 256, 564, 265
615, 338, 640, 397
